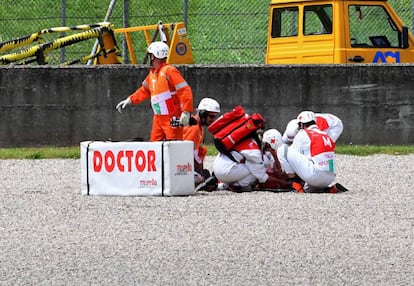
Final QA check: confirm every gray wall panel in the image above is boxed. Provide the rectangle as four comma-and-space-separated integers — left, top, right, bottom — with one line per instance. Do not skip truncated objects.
1, 65, 413, 147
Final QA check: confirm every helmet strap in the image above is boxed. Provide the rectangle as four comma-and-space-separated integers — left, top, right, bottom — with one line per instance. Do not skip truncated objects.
149, 54, 155, 66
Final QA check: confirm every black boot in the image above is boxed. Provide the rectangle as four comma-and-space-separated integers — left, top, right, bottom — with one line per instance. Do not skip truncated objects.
335, 183, 349, 193
195, 174, 218, 192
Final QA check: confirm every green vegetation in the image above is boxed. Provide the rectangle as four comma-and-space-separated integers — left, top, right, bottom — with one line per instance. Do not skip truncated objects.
0, 145, 413, 159
334, 145, 414, 156
0, 147, 80, 159
0, 0, 412, 65
0, 0, 268, 65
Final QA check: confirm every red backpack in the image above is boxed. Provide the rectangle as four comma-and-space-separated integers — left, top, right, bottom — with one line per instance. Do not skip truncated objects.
207, 105, 265, 155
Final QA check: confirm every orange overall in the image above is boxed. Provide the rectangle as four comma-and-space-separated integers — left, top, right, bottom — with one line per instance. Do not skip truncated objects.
183, 116, 207, 169
128, 63, 193, 141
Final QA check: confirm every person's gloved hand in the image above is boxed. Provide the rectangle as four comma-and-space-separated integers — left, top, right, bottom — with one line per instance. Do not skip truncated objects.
170, 116, 181, 127
179, 111, 191, 126
116, 98, 132, 113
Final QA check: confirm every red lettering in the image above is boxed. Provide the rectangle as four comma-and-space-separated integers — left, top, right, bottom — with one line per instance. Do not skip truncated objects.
147, 150, 156, 171
125, 150, 134, 171
93, 151, 102, 172
105, 151, 115, 172
92, 149, 157, 173
117, 151, 125, 172
135, 150, 146, 172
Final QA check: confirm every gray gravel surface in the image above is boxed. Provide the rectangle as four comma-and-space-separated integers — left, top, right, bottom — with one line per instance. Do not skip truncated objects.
1, 155, 413, 286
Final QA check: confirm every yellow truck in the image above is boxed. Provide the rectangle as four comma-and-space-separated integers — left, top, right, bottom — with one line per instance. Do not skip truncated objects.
266, 0, 414, 64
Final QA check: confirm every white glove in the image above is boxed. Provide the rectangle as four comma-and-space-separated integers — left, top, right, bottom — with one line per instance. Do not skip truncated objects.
116, 98, 132, 113
179, 111, 191, 126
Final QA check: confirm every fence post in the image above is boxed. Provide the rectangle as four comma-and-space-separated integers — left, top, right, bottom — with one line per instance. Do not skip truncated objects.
123, 0, 129, 64
86, 0, 117, 65
183, 0, 188, 26
60, 0, 66, 63
412, 0, 414, 35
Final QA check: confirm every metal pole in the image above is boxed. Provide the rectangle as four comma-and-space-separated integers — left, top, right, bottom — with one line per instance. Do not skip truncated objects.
60, 0, 66, 63
123, 0, 129, 63
183, 0, 188, 26
87, 0, 117, 65
412, 0, 414, 35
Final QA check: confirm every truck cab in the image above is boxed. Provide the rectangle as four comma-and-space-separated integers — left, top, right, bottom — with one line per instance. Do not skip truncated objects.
266, 0, 414, 64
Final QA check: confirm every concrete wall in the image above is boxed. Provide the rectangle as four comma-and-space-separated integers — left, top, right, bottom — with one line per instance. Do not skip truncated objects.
1, 65, 413, 147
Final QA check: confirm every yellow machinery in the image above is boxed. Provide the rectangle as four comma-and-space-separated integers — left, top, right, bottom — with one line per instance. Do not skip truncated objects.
0, 22, 121, 65
114, 21, 194, 65
0, 21, 193, 65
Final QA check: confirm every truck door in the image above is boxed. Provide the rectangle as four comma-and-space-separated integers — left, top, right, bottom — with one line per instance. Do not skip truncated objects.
344, 3, 414, 64
266, 2, 334, 64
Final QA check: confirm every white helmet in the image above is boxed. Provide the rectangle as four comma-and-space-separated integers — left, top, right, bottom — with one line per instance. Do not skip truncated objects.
262, 129, 283, 150
285, 119, 299, 141
197, 98, 221, 113
147, 41, 169, 59
297, 111, 316, 124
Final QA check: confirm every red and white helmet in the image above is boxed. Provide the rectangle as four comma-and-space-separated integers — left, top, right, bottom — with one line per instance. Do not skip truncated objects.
262, 129, 283, 150
297, 110, 316, 124
147, 41, 169, 59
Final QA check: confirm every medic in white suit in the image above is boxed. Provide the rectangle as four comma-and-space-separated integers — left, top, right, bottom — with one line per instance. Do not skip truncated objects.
213, 137, 269, 192
277, 111, 337, 193
282, 112, 343, 144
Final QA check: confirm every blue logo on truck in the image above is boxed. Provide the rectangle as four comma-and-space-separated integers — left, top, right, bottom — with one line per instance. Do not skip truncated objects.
373, 51, 400, 63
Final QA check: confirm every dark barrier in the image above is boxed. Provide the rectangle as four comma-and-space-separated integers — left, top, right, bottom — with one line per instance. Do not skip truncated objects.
1, 65, 413, 147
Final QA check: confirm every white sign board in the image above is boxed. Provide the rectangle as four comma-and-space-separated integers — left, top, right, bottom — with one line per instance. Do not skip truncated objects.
80, 141, 195, 196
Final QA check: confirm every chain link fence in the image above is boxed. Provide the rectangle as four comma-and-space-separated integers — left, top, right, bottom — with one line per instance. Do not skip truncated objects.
0, 0, 412, 65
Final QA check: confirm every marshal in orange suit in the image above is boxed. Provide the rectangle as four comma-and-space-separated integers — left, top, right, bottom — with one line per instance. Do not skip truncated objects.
116, 41, 193, 141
